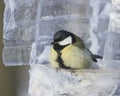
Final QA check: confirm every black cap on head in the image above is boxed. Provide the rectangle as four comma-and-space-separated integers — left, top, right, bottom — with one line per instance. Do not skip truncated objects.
53, 30, 76, 43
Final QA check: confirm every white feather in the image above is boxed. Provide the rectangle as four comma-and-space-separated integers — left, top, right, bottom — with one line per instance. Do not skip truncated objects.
58, 36, 72, 46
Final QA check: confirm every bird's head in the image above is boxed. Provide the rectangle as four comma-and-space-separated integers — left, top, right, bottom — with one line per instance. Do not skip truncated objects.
52, 30, 76, 46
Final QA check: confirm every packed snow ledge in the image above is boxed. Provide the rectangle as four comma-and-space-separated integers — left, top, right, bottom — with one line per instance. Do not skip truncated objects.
29, 64, 120, 96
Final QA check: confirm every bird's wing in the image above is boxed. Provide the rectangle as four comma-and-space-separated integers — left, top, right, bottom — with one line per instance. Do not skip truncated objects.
73, 36, 86, 49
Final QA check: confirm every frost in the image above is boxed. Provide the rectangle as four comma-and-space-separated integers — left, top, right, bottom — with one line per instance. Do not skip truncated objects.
29, 43, 37, 64
37, 46, 50, 64
103, 0, 120, 69
28, 0, 120, 96
29, 64, 120, 96
3, 0, 112, 66
100, 3, 111, 18
3, 0, 39, 66
3, 0, 120, 95
89, 0, 101, 54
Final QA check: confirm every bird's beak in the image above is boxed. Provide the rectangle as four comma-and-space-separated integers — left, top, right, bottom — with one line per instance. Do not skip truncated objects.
51, 41, 54, 44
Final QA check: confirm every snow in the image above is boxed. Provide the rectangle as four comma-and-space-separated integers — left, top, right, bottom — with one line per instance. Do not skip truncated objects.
29, 43, 37, 64
29, 64, 120, 96
112, 0, 120, 5
89, 0, 100, 54
40, 14, 88, 21
37, 46, 50, 64
100, 3, 111, 18
28, 0, 120, 96
3, 0, 120, 95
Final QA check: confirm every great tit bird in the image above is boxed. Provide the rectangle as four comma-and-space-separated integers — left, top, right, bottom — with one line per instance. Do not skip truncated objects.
49, 30, 102, 70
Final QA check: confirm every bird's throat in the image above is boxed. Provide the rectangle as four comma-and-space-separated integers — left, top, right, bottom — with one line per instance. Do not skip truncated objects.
53, 44, 69, 53
53, 44, 70, 69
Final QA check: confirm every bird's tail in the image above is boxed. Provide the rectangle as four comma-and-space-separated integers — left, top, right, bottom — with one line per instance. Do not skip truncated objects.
92, 55, 103, 62
85, 48, 103, 62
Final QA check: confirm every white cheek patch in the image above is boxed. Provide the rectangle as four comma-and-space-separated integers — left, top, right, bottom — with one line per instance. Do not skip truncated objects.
58, 36, 72, 46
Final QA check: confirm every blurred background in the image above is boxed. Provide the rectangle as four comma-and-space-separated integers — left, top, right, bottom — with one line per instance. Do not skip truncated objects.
0, 0, 29, 96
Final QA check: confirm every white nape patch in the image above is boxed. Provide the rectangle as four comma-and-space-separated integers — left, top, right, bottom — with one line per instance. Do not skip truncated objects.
58, 36, 72, 46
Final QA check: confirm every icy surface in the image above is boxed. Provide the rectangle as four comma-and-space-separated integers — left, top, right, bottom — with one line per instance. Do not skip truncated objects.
29, 64, 120, 96
3, 0, 113, 66
34, 0, 111, 67
103, 0, 120, 69
37, 46, 50, 64
3, 0, 39, 65
28, 0, 120, 95
3, 0, 120, 70
89, 0, 101, 54
3, 0, 120, 96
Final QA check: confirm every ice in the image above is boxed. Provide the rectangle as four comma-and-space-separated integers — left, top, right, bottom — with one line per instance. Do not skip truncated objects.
28, 0, 120, 95
39, 0, 90, 18
3, 45, 31, 66
100, 3, 111, 18
112, 0, 120, 5
3, 0, 112, 66
29, 43, 37, 64
34, 0, 107, 67
103, 0, 120, 69
37, 46, 50, 64
89, 0, 100, 54
29, 64, 120, 96
3, 0, 39, 65
4, 0, 120, 69
3, 0, 120, 96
